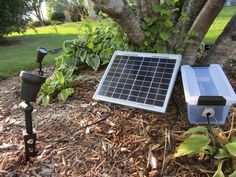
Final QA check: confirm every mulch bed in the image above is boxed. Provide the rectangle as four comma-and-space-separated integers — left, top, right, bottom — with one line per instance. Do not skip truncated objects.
0, 67, 235, 177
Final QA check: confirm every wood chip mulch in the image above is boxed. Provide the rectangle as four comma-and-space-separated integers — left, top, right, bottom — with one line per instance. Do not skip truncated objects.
0, 68, 236, 177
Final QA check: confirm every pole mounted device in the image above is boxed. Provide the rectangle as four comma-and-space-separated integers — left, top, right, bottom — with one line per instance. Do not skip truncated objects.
36, 47, 47, 76
19, 47, 47, 161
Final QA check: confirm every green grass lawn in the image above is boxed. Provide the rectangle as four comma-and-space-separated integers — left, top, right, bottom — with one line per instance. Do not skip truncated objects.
204, 5, 236, 43
0, 22, 89, 79
0, 6, 235, 80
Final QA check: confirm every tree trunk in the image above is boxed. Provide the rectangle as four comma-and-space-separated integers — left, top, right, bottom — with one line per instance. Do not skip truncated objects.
87, 0, 96, 18
184, 0, 207, 33
92, 0, 145, 46
136, 0, 143, 19
182, 0, 226, 65
201, 13, 236, 67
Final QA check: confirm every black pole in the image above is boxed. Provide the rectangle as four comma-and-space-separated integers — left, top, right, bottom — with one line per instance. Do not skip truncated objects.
38, 62, 43, 76
19, 101, 37, 161
24, 102, 33, 134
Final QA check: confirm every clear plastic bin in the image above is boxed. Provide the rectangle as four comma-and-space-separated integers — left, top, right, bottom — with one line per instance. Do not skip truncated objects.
181, 64, 236, 124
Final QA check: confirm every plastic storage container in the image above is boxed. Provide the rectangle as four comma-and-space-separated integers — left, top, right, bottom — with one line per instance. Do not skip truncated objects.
181, 64, 236, 124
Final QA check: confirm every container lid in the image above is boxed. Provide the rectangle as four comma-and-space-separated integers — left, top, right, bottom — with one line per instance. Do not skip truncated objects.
181, 64, 236, 105
20, 71, 46, 84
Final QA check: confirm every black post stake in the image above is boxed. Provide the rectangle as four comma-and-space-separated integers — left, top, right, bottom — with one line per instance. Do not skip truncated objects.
19, 101, 37, 161
19, 47, 48, 161
38, 62, 43, 76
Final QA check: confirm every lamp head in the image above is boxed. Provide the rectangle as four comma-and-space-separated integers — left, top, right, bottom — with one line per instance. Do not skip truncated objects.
36, 47, 47, 63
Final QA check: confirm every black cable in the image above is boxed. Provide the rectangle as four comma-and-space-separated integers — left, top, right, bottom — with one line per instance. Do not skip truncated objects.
206, 113, 229, 157
206, 113, 218, 146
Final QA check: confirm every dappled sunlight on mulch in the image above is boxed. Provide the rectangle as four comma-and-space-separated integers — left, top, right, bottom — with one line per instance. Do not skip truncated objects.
0, 68, 235, 176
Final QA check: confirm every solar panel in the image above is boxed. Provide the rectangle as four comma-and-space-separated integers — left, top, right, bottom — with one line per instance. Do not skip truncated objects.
93, 51, 182, 113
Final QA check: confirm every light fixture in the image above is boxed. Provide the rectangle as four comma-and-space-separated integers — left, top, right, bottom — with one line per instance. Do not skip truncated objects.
36, 47, 47, 75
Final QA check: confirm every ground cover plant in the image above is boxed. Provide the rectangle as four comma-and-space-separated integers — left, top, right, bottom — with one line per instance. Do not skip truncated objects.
175, 112, 236, 176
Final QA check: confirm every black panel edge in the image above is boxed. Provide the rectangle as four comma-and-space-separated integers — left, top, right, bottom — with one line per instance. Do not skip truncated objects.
198, 96, 226, 106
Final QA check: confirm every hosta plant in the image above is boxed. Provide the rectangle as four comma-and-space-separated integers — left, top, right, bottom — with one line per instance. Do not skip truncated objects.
175, 124, 236, 177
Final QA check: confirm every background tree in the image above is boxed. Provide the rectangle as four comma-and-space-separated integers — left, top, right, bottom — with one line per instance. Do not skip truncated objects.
87, 0, 96, 18
0, 0, 31, 39
29, 0, 44, 25
46, 0, 86, 20
91, 0, 235, 66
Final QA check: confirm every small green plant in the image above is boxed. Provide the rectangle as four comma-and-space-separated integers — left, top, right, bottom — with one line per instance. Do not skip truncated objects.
37, 67, 89, 106
175, 113, 236, 176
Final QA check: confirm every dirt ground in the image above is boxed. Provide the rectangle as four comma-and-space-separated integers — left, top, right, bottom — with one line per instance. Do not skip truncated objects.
0, 67, 236, 177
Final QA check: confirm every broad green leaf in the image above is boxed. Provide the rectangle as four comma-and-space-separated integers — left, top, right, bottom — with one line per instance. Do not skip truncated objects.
164, 20, 173, 27
100, 48, 111, 60
86, 55, 100, 71
165, 0, 175, 5
213, 160, 225, 177
145, 31, 151, 37
65, 69, 74, 79
171, 8, 179, 13
146, 17, 158, 26
214, 149, 229, 160
155, 43, 166, 53
174, 134, 210, 157
42, 95, 50, 106
229, 170, 236, 177
160, 32, 170, 41
102, 59, 110, 65
144, 17, 151, 23
152, 4, 161, 13
230, 136, 236, 143
76, 75, 91, 81
80, 50, 87, 62
54, 71, 65, 85
184, 126, 208, 135
87, 41, 94, 49
150, 25, 159, 35
58, 88, 74, 102
36, 94, 44, 104
226, 142, 236, 156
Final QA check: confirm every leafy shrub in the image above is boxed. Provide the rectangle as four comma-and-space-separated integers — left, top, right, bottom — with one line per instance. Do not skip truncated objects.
50, 11, 66, 22
30, 20, 51, 27
140, 0, 192, 53
39, 19, 129, 105
0, 0, 30, 37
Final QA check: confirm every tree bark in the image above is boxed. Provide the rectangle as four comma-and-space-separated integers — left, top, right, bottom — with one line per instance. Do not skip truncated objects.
87, 0, 96, 18
182, 0, 226, 65
31, 0, 44, 24
201, 13, 236, 67
92, 0, 145, 46
174, 0, 206, 50
184, 0, 206, 33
